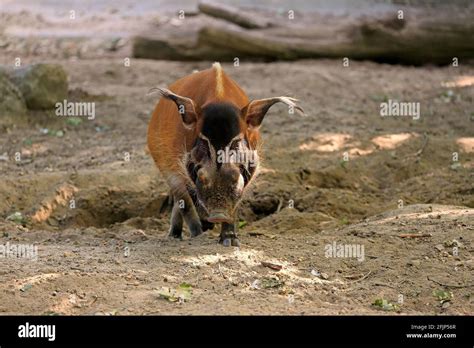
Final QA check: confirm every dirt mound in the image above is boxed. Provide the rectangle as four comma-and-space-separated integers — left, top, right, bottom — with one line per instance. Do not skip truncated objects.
0, 204, 471, 315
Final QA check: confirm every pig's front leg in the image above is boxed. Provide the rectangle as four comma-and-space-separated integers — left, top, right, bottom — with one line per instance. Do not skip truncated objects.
168, 200, 184, 239
219, 219, 240, 247
180, 193, 202, 237
167, 175, 203, 238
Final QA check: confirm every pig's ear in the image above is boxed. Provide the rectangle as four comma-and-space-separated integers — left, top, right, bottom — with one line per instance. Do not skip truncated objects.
242, 96, 305, 129
149, 87, 198, 128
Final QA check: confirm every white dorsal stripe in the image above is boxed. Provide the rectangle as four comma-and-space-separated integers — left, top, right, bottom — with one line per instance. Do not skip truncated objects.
213, 62, 224, 98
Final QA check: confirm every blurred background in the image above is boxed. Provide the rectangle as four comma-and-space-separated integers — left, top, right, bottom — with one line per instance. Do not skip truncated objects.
1, 0, 473, 64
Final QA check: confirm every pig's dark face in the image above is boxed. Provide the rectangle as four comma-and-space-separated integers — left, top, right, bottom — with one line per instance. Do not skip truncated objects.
186, 103, 257, 223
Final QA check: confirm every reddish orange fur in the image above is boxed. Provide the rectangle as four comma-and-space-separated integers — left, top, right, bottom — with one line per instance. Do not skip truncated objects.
147, 65, 261, 178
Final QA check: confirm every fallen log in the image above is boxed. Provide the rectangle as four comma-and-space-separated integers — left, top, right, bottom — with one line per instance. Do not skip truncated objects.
198, 10, 474, 64
133, 8, 474, 65
198, 1, 273, 29
352, 12, 474, 64
198, 26, 300, 60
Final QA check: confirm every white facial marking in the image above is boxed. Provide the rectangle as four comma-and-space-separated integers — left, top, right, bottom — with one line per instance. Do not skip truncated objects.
236, 174, 245, 192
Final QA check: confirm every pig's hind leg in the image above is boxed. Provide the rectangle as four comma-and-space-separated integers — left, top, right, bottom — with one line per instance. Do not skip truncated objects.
201, 220, 215, 232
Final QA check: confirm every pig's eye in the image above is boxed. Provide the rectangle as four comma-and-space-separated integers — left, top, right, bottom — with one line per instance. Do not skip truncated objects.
187, 162, 200, 183
230, 139, 240, 150
194, 138, 210, 161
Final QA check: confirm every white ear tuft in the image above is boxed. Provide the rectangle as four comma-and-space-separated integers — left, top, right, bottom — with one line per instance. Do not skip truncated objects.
273, 96, 306, 116
148, 86, 198, 126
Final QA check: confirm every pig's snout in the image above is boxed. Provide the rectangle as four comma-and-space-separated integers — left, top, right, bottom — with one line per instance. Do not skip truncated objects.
207, 210, 233, 224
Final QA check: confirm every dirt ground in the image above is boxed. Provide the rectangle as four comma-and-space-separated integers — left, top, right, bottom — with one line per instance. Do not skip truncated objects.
0, 12, 473, 314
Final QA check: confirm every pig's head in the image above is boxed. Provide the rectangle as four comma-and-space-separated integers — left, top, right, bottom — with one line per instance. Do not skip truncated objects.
152, 87, 304, 224
186, 102, 256, 224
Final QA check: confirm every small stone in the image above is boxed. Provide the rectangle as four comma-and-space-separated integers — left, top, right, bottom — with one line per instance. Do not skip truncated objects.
0, 152, 8, 161
450, 162, 461, 170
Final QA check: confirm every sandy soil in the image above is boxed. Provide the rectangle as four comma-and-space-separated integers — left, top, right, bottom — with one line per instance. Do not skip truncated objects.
0, 21, 473, 314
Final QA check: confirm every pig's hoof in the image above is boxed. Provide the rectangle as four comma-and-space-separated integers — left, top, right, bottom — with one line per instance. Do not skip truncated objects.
168, 233, 183, 240
168, 227, 183, 240
221, 238, 232, 247
220, 236, 240, 247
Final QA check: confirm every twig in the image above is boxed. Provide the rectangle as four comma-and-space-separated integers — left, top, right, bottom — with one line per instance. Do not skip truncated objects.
248, 231, 265, 237
406, 132, 428, 159
398, 233, 432, 238
217, 263, 227, 279
373, 282, 396, 289
70, 267, 84, 271
346, 270, 372, 283
276, 198, 283, 213
414, 133, 429, 157
89, 295, 99, 305
134, 230, 149, 238
427, 276, 474, 288
261, 261, 283, 271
